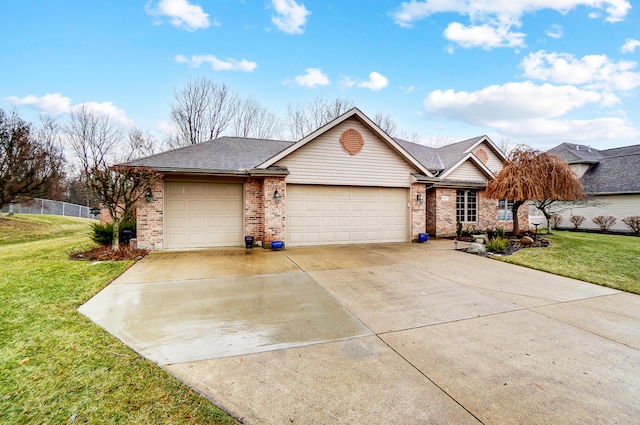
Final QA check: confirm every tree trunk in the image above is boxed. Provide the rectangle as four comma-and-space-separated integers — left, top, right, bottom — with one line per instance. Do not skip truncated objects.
512, 200, 525, 235
112, 219, 120, 251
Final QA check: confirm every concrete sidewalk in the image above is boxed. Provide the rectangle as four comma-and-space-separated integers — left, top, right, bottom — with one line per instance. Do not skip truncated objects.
80, 240, 640, 424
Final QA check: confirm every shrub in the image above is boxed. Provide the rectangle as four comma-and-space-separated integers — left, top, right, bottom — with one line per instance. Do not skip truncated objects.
460, 226, 474, 237
487, 236, 509, 253
495, 226, 505, 239
456, 220, 463, 237
91, 220, 136, 246
550, 214, 563, 229
569, 215, 585, 229
622, 216, 640, 235
592, 215, 616, 232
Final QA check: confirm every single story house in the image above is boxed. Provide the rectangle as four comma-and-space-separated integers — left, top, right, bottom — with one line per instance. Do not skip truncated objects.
539, 143, 640, 232
127, 108, 526, 250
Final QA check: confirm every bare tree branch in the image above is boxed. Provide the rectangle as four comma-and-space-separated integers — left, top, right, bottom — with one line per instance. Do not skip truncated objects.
169, 77, 239, 145
232, 96, 282, 139
284, 96, 354, 140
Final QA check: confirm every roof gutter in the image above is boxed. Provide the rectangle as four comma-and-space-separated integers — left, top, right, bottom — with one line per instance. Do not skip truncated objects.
147, 167, 290, 177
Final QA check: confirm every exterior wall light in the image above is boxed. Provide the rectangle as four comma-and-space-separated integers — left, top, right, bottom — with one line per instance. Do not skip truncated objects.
417, 193, 423, 206
274, 189, 281, 204
145, 189, 153, 203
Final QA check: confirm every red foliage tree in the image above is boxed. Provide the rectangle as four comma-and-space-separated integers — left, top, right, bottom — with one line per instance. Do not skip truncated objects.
486, 148, 584, 235
0, 109, 64, 209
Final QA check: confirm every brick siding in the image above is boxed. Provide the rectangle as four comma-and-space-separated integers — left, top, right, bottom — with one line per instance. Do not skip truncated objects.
136, 177, 164, 250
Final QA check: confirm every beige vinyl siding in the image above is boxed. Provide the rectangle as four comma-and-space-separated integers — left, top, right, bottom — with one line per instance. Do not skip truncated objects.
474, 142, 503, 174
164, 182, 243, 249
275, 118, 417, 188
570, 163, 590, 178
447, 160, 488, 182
287, 185, 409, 246
554, 194, 640, 232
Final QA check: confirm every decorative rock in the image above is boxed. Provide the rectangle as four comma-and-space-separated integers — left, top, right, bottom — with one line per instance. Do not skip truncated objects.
520, 236, 534, 246
466, 242, 486, 254
473, 234, 488, 244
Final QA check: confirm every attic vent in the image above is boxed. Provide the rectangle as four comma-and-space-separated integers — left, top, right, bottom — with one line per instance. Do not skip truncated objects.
475, 148, 489, 164
340, 129, 364, 155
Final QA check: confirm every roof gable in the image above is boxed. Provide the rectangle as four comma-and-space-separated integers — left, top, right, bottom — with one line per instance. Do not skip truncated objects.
258, 108, 433, 177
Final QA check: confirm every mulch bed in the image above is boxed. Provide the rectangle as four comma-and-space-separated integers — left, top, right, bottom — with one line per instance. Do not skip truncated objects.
69, 244, 149, 261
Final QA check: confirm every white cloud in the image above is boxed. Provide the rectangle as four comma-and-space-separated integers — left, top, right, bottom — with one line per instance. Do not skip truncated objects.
357, 72, 389, 91
486, 117, 639, 141
443, 22, 525, 49
292, 68, 330, 87
622, 38, 640, 54
424, 82, 615, 123
4, 93, 71, 114
72, 102, 132, 126
146, 0, 210, 31
4, 93, 131, 125
174, 54, 257, 71
271, 0, 310, 35
545, 24, 563, 39
340, 76, 356, 88
521, 50, 640, 92
422, 81, 637, 141
391, 0, 630, 49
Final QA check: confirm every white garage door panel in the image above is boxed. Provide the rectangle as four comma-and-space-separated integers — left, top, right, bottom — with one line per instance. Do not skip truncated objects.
287, 185, 408, 247
165, 182, 243, 249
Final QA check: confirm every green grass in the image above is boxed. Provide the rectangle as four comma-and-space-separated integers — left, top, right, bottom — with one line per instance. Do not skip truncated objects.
498, 230, 640, 294
0, 214, 237, 424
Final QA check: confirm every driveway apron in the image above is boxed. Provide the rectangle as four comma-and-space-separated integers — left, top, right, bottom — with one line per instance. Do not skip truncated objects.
79, 240, 640, 424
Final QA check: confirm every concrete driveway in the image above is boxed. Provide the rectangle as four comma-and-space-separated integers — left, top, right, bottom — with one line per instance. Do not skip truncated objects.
79, 240, 640, 424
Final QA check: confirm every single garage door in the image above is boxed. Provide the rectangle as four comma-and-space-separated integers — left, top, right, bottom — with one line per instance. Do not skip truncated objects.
287, 185, 409, 246
165, 182, 243, 249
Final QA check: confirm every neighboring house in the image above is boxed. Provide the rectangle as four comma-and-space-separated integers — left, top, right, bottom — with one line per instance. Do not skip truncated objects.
127, 108, 525, 250
542, 143, 640, 233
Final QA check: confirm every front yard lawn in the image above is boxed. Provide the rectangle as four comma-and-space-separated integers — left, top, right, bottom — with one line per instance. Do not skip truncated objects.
0, 215, 237, 424
497, 230, 640, 294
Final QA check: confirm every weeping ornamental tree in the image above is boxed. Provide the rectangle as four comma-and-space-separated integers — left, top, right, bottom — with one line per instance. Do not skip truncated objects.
486, 148, 585, 235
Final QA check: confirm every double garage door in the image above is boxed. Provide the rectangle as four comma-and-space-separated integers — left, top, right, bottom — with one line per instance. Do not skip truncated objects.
164, 182, 409, 249
287, 185, 409, 247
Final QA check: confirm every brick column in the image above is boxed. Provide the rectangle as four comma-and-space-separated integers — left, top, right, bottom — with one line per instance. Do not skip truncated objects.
435, 188, 457, 237
410, 182, 427, 241
136, 177, 164, 250
263, 177, 286, 247
244, 178, 264, 241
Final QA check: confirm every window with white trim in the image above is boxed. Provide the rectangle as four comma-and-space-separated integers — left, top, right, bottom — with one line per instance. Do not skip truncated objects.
456, 190, 477, 222
498, 199, 514, 221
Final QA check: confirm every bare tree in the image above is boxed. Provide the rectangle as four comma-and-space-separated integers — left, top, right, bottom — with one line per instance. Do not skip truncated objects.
169, 77, 238, 146
0, 109, 64, 209
424, 135, 457, 148
126, 126, 157, 160
65, 105, 159, 250
285, 96, 354, 140
487, 148, 585, 235
232, 96, 281, 139
373, 112, 398, 136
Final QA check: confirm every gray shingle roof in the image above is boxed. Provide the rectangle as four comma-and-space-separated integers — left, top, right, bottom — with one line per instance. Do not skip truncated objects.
126, 137, 294, 172
582, 145, 640, 193
435, 136, 485, 172
547, 143, 606, 163
393, 138, 444, 171
548, 143, 640, 194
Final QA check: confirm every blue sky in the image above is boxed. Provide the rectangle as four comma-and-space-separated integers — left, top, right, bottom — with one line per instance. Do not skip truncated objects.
1, 0, 639, 150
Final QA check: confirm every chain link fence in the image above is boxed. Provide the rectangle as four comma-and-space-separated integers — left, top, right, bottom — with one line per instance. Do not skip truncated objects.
1, 198, 99, 220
